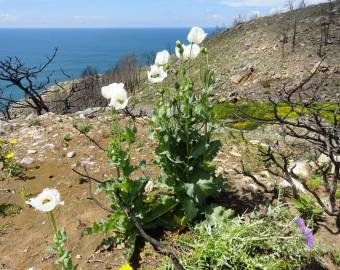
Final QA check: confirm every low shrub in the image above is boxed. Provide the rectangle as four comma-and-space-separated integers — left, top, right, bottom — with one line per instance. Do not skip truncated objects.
160, 205, 321, 270
294, 194, 324, 225
0, 203, 22, 217
307, 176, 323, 191
0, 138, 22, 177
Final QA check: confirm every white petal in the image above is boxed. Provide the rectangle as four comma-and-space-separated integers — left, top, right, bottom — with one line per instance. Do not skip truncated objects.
182, 44, 200, 60
188, 26, 207, 44
190, 44, 201, 59
26, 188, 63, 212
147, 65, 167, 83
101, 85, 113, 99
155, 50, 170, 66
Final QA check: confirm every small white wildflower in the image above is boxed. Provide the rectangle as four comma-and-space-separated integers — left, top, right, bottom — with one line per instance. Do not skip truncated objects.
187, 26, 207, 44
26, 188, 64, 212
101, 83, 129, 110
176, 44, 201, 60
155, 50, 170, 66
147, 65, 167, 83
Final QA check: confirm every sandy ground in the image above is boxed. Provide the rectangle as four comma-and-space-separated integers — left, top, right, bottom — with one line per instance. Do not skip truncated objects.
0, 112, 339, 270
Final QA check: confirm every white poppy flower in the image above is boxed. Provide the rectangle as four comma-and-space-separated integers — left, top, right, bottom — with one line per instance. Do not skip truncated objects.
187, 27, 207, 44
26, 188, 64, 212
147, 65, 167, 83
101, 83, 129, 110
176, 44, 201, 60
155, 50, 170, 66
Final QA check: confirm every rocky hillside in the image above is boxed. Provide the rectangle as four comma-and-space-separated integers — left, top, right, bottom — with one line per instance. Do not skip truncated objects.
138, 2, 340, 104
1, 3, 340, 270
205, 2, 340, 102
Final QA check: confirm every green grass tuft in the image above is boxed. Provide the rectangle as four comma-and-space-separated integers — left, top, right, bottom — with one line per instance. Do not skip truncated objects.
213, 101, 338, 130
307, 176, 323, 191
0, 203, 22, 217
160, 205, 321, 270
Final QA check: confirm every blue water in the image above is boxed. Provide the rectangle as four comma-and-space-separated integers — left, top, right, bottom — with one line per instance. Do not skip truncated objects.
0, 28, 214, 98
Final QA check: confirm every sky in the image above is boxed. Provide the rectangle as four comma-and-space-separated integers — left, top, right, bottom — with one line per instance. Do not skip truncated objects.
0, 0, 329, 28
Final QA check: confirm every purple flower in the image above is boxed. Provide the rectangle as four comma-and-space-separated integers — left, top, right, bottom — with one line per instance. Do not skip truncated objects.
304, 227, 313, 249
295, 216, 314, 249
296, 216, 306, 231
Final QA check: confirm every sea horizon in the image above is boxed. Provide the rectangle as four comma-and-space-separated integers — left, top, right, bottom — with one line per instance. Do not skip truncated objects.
0, 27, 215, 99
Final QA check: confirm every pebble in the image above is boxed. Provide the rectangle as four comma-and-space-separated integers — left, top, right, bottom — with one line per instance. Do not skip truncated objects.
27, 149, 37, 155
66, 151, 76, 158
249, 140, 260, 145
230, 151, 242, 157
20, 156, 34, 165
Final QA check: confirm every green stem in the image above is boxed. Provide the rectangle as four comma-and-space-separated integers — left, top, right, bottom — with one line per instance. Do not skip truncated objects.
47, 211, 57, 235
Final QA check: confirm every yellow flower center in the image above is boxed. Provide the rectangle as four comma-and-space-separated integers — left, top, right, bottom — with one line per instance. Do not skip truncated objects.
42, 198, 51, 205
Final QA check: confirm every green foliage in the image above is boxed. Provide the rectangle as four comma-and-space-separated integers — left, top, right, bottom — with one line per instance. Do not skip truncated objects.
294, 194, 324, 225
53, 229, 77, 270
149, 59, 224, 226
0, 203, 22, 217
229, 121, 260, 130
213, 101, 338, 130
27, 118, 42, 127
77, 122, 93, 134
0, 139, 22, 177
336, 189, 340, 200
85, 112, 177, 260
160, 205, 321, 270
60, 133, 72, 147
306, 176, 322, 191
330, 248, 340, 266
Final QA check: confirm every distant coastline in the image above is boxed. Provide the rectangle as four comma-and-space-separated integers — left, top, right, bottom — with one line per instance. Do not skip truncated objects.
0, 28, 214, 100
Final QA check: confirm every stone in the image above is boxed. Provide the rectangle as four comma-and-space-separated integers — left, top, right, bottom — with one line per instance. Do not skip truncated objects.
289, 160, 311, 179
230, 65, 254, 84
27, 150, 37, 155
66, 151, 76, 158
230, 151, 242, 157
80, 158, 96, 166
20, 156, 34, 165
260, 171, 270, 178
43, 143, 55, 149
215, 166, 225, 177
144, 180, 154, 193
281, 178, 306, 193
317, 154, 330, 165
75, 107, 102, 117
0, 121, 13, 133
25, 113, 35, 121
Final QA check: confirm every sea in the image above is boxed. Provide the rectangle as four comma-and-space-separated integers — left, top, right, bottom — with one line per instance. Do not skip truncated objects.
0, 28, 214, 99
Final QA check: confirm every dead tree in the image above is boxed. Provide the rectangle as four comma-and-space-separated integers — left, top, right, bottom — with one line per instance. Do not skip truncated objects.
298, 0, 306, 9
317, 1, 337, 56
288, 0, 298, 53
103, 54, 141, 95
48, 76, 107, 115
0, 49, 57, 116
239, 65, 339, 219
279, 28, 289, 59
142, 51, 156, 66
